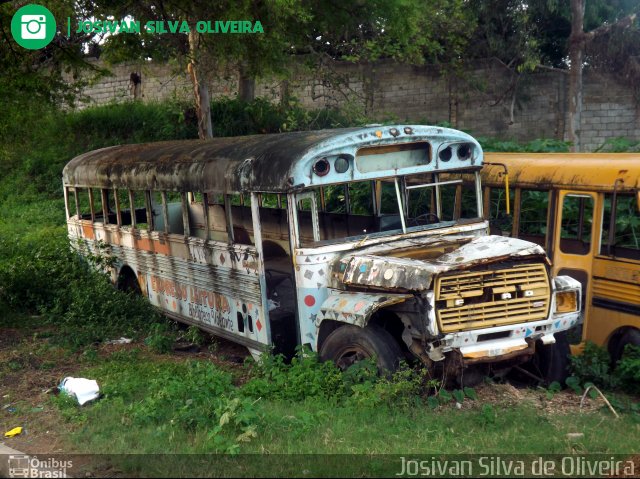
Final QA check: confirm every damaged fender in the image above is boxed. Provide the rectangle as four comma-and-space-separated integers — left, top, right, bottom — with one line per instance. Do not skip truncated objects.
315, 291, 411, 332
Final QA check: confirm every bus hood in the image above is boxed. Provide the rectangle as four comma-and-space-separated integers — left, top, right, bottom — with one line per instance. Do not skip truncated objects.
336, 235, 548, 292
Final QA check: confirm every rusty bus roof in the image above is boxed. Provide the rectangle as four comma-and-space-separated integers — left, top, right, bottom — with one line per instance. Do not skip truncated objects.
62, 125, 482, 193
483, 153, 640, 192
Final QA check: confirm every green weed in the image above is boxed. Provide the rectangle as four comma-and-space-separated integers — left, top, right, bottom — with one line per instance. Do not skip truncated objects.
569, 341, 618, 390
614, 344, 640, 395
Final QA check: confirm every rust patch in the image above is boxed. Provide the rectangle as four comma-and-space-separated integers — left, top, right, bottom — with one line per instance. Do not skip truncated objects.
134, 236, 170, 255
81, 223, 95, 240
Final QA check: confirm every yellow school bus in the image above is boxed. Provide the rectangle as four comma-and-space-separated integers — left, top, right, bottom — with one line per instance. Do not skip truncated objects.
482, 153, 640, 362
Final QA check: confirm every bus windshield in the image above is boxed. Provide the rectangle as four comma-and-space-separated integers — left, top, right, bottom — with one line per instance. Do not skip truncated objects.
295, 170, 481, 247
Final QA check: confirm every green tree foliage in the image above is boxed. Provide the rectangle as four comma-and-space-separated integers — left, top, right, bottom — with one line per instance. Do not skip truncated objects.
464, 0, 640, 72
95, 0, 475, 68
87, 0, 476, 136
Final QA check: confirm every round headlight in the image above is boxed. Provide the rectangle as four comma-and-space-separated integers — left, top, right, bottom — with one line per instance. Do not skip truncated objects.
313, 158, 330, 176
334, 156, 350, 173
457, 143, 473, 160
439, 146, 452, 162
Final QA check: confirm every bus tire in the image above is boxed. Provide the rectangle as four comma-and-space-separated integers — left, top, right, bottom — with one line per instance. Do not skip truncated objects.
536, 331, 571, 385
612, 329, 640, 366
319, 324, 402, 374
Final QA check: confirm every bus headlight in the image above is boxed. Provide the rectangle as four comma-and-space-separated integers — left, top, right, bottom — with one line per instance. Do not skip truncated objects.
555, 290, 578, 313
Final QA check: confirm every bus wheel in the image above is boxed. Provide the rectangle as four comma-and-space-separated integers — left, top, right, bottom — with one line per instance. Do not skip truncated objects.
535, 331, 571, 385
319, 324, 402, 373
612, 329, 640, 366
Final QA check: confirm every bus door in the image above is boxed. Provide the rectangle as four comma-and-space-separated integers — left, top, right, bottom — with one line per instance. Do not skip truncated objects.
588, 189, 640, 348
552, 190, 597, 322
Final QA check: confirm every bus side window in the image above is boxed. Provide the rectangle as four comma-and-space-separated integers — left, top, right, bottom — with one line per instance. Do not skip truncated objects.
65, 187, 77, 219
76, 188, 91, 220
162, 192, 184, 235
150, 191, 166, 233
519, 189, 549, 247
186, 191, 208, 239
102, 189, 116, 225
189, 192, 204, 204
260, 193, 280, 208
600, 194, 640, 260
228, 194, 253, 245
130, 191, 150, 230
115, 189, 132, 227
207, 194, 228, 242
208, 193, 224, 205
90, 188, 103, 223
560, 194, 594, 255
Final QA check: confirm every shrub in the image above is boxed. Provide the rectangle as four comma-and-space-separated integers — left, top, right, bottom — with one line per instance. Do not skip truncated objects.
242, 348, 345, 401
0, 235, 165, 347
615, 345, 640, 395
569, 341, 618, 390
478, 137, 571, 152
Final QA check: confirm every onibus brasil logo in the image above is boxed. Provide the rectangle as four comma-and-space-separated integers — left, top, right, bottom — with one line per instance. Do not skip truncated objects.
11, 4, 56, 50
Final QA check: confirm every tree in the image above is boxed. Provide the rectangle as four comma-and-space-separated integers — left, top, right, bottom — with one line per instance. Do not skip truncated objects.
0, 0, 102, 167
95, 0, 475, 139
566, 0, 638, 151
463, 0, 640, 151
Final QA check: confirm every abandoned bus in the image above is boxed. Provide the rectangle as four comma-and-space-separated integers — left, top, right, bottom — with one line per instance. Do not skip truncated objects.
482, 153, 640, 363
62, 126, 582, 383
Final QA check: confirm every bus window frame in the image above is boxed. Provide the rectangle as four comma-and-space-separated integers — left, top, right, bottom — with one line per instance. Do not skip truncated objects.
89, 187, 96, 223
114, 188, 122, 227
100, 189, 109, 224
293, 172, 484, 248
558, 192, 596, 257
517, 188, 552, 248
598, 191, 640, 261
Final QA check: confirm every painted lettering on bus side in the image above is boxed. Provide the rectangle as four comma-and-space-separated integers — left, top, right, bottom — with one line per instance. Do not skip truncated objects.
187, 303, 234, 331
189, 285, 231, 313
150, 274, 188, 300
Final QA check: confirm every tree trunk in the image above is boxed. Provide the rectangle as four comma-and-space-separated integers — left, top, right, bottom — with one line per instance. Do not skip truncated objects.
188, 31, 213, 140
238, 64, 255, 102
280, 79, 290, 106
566, 0, 585, 152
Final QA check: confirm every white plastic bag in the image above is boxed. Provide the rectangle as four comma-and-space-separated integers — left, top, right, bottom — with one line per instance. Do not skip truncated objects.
59, 377, 100, 405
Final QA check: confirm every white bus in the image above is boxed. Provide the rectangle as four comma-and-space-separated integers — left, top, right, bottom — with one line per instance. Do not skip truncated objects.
63, 125, 581, 384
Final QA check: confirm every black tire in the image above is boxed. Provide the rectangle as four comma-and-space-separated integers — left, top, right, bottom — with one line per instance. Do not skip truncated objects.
536, 331, 571, 385
319, 324, 402, 373
612, 329, 640, 366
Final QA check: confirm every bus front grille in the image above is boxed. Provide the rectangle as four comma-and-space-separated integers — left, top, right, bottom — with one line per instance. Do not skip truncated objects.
435, 264, 550, 333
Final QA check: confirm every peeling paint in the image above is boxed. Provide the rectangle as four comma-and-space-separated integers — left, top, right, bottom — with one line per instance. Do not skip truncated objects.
334, 235, 548, 292
317, 291, 411, 328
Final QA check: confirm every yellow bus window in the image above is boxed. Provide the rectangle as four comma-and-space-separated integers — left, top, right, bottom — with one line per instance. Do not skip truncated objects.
600, 194, 640, 260
560, 195, 593, 255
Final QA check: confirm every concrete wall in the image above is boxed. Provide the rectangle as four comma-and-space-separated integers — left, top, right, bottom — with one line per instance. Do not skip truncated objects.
73, 58, 640, 151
